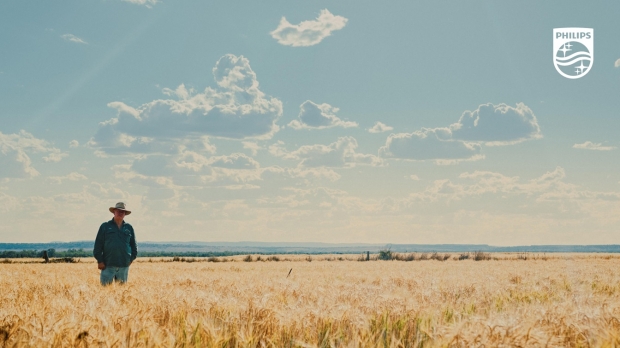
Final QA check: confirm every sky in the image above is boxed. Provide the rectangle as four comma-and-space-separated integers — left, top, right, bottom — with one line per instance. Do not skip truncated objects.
0, 1, 619, 244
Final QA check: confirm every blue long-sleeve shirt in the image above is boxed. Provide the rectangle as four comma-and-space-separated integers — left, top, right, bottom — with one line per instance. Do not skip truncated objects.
93, 219, 137, 267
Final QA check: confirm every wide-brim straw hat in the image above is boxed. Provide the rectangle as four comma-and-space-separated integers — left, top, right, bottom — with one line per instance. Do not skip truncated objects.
109, 202, 131, 215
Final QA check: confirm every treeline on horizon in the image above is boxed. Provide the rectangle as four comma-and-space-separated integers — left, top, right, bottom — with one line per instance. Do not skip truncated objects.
0, 249, 364, 259
2, 242, 620, 256
0, 249, 248, 259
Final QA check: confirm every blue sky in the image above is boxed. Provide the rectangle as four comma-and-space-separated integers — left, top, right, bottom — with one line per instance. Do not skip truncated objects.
1, 1, 619, 244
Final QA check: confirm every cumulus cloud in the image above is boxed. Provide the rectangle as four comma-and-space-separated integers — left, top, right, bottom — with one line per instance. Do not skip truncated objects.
406, 167, 620, 207
107, 101, 140, 118
131, 151, 216, 178
258, 187, 351, 210
89, 54, 283, 155
407, 168, 537, 202
573, 141, 616, 151
0, 147, 38, 178
124, 149, 273, 189
262, 155, 339, 185
615, 59, 620, 68
268, 141, 287, 158
270, 9, 347, 47
368, 122, 393, 133
210, 153, 260, 169
288, 101, 357, 130
287, 167, 341, 182
179, 137, 217, 155
47, 172, 88, 184
122, 0, 158, 7
223, 184, 261, 190
61, 34, 87, 44
379, 103, 541, 163
43, 152, 68, 163
242, 142, 260, 156
272, 137, 381, 168
380, 128, 482, 162
0, 131, 66, 178
450, 103, 542, 145
69, 140, 79, 148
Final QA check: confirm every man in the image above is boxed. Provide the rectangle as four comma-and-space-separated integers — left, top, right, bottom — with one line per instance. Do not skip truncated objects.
93, 202, 138, 285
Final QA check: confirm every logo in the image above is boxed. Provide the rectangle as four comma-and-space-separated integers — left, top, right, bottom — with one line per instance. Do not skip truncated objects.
553, 28, 593, 79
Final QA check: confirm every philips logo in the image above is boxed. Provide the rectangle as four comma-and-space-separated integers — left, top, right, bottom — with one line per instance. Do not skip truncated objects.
553, 28, 593, 79
555, 32, 591, 40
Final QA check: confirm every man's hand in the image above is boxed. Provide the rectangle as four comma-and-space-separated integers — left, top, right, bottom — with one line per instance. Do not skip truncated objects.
98, 262, 106, 270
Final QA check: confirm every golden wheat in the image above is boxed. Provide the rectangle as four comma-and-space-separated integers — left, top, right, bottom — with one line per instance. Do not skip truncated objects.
2, 256, 620, 347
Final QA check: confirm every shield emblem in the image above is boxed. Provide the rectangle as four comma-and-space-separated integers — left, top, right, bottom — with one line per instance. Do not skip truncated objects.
553, 28, 593, 79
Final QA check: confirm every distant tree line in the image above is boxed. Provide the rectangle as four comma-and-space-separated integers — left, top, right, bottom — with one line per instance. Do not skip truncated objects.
0, 248, 91, 259
0, 249, 246, 259
136, 251, 241, 257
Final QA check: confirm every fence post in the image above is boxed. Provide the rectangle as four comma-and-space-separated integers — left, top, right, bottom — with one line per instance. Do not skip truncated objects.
366, 251, 370, 261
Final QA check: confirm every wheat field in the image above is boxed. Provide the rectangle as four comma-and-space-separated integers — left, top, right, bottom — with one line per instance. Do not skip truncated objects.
2, 255, 620, 347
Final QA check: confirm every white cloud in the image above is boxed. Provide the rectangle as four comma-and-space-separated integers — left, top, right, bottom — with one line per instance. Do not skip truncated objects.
47, 172, 88, 184
615, 59, 620, 68
210, 153, 260, 169
288, 100, 357, 130
0, 146, 37, 178
450, 103, 542, 145
380, 128, 481, 161
268, 140, 287, 158
107, 101, 140, 118
573, 141, 616, 151
61, 34, 87, 44
254, 162, 342, 183
179, 136, 216, 155
122, 0, 158, 7
124, 149, 277, 189
272, 137, 381, 168
379, 103, 541, 163
242, 141, 260, 156
270, 9, 347, 47
435, 155, 485, 166
368, 122, 393, 133
0, 130, 66, 178
223, 184, 261, 190
113, 163, 176, 189
287, 167, 341, 182
69, 140, 79, 148
409, 175, 420, 181
43, 152, 68, 163
431, 168, 620, 216
258, 187, 351, 210
130, 152, 209, 178
89, 54, 283, 155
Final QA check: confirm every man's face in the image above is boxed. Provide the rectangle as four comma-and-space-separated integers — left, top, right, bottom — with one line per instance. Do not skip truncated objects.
113, 209, 126, 219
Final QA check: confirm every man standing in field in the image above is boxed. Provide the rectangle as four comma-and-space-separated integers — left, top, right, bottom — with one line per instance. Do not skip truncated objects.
93, 202, 138, 285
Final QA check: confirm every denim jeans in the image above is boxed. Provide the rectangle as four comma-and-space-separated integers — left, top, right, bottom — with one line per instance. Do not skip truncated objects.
100, 266, 129, 285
